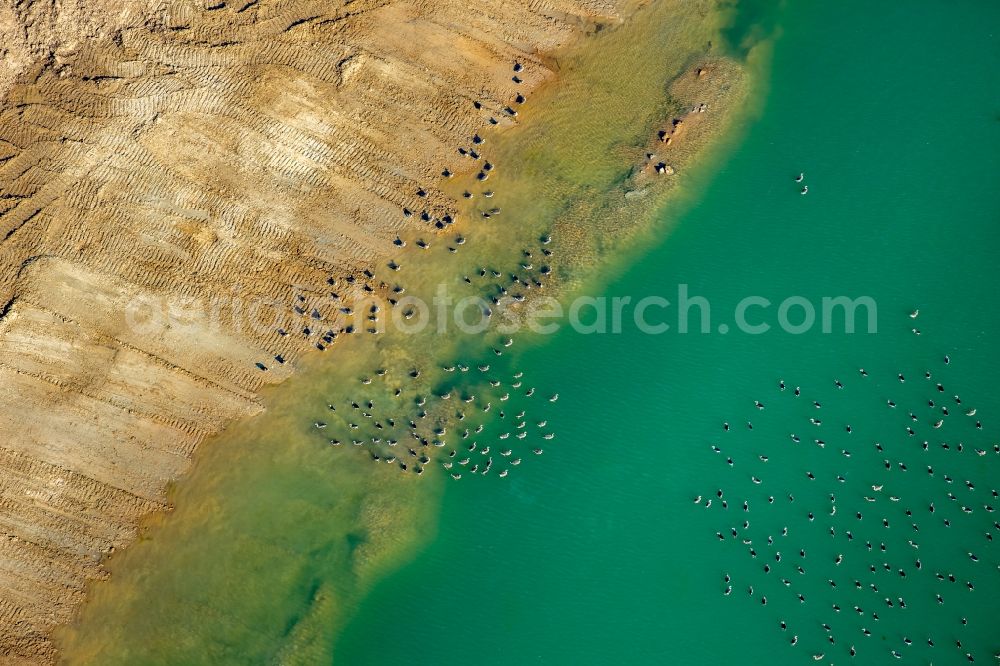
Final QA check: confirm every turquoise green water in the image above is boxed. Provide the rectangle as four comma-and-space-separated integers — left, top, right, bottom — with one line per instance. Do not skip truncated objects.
334, 2, 1000, 665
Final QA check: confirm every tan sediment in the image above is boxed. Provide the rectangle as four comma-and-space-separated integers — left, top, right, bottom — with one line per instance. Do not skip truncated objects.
0, 1, 628, 661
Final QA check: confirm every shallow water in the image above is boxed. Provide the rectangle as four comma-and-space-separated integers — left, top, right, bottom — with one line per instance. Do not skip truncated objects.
334, 1, 1000, 664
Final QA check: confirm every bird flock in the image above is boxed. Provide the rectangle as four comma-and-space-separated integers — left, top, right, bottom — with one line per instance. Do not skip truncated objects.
310, 352, 559, 480
295, 61, 564, 481
697, 323, 998, 663
253, 59, 544, 364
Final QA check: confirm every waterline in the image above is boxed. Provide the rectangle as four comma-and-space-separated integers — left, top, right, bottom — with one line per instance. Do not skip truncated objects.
55, 1, 761, 662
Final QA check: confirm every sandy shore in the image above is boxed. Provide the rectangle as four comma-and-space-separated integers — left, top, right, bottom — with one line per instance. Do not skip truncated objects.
0, 0, 625, 660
